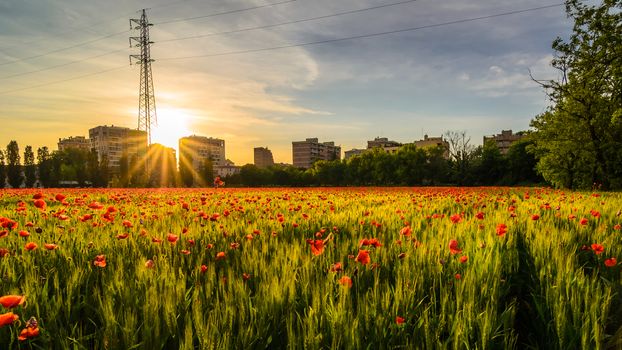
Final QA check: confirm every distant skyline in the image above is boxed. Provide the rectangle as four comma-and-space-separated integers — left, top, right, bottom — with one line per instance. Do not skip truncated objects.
0, 0, 574, 164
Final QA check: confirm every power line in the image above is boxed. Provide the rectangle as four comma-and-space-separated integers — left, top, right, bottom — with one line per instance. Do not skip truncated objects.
0, 48, 127, 80
0, 13, 132, 53
158, 3, 565, 62
0, 29, 129, 67
0, 0, 297, 67
0, 0, 194, 53
154, 0, 297, 25
158, 0, 419, 44
0, 65, 127, 95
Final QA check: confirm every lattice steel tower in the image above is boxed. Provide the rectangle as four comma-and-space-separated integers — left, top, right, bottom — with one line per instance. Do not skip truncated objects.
130, 9, 157, 145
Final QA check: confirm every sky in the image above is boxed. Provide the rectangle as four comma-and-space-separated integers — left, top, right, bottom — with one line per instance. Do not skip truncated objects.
0, 0, 575, 164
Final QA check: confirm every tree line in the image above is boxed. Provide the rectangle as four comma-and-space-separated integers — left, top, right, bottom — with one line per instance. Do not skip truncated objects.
223, 135, 541, 187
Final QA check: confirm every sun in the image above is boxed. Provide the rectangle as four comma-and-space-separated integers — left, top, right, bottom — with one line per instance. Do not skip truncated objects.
151, 107, 192, 152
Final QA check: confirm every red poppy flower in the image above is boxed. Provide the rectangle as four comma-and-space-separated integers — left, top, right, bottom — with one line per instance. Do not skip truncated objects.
145, 259, 155, 269
579, 218, 588, 226
0, 312, 19, 327
18, 230, 30, 237
531, 214, 540, 221
122, 220, 133, 228
44, 243, 58, 250
151, 237, 162, 244
338, 276, 352, 288
496, 223, 508, 236
475, 212, 485, 220
32, 192, 44, 200
24, 242, 37, 251
455, 273, 462, 280
201, 264, 208, 273
33, 199, 46, 210
605, 258, 617, 267
0, 295, 25, 308
395, 316, 405, 325
459, 255, 468, 264
216, 252, 226, 260
355, 250, 371, 265
55, 194, 66, 201
591, 244, 604, 255
180, 250, 191, 255
18, 324, 39, 341
307, 239, 325, 256
167, 233, 179, 244
330, 262, 343, 272
88, 202, 104, 210
450, 214, 462, 224
242, 273, 251, 281
399, 226, 412, 236
614, 224, 621, 231
448, 239, 462, 255
93, 255, 106, 268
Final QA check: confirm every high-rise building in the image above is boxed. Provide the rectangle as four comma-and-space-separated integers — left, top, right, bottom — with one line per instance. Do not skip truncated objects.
179, 136, 225, 167
88, 125, 147, 172
483, 130, 523, 155
254, 147, 274, 168
57, 136, 90, 151
292, 138, 341, 169
367, 137, 402, 149
178, 135, 226, 182
344, 149, 366, 160
413, 135, 450, 158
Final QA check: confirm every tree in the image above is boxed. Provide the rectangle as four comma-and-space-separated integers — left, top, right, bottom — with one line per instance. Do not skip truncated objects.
474, 140, 507, 185
507, 137, 542, 185
530, 0, 622, 189
119, 154, 130, 187
6, 141, 23, 188
0, 151, 6, 188
23, 146, 36, 187
200, 158, 214, 187
444, 131, 477, 185
37, 147, 52, 188
179, 153, 194, 187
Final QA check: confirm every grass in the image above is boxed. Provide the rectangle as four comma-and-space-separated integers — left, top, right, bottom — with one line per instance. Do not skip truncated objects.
0, 187, 621, 349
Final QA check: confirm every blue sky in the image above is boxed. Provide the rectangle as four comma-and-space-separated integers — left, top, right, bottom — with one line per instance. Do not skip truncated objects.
0, 0, 573, 164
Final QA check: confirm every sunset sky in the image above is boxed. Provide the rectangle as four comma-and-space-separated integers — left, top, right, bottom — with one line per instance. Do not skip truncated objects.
0, 0, 573, 164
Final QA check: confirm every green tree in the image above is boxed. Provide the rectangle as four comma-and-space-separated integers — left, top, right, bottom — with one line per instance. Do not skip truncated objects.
179, 153, 194, 187
37, 147, 53, 188
99, 155, 110, 187
444, 131, 477, 185
395, 144, 427, 185
531, 0, 622, 189
0, 151, 6, 188
507, 137, 542, 184
475, 140, 508, 185
6, 141, 23, 188
119, 154, 130, 187
200, 158, 214, 187
23, 146, 36, 187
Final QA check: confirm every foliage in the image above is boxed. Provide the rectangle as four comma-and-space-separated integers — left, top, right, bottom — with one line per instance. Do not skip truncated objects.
531, 0, 622, 189
0, 151, 5, 189
23, 146, 36, 188
36, 147, 53, 188
6, 141, 23, 188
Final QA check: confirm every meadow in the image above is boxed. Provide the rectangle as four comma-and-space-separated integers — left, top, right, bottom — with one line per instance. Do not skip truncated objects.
0, 187, 621, 349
